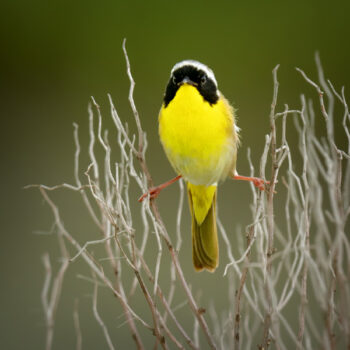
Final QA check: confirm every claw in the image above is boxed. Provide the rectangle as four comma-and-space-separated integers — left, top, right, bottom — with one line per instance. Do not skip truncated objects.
138, 187, 161, 202
232, 174, 272, 192
138, 175, 182, 203
252, 177, 270, 191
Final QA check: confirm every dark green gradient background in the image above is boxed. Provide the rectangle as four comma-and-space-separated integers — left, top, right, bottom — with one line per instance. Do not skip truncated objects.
2, 1, 350, 349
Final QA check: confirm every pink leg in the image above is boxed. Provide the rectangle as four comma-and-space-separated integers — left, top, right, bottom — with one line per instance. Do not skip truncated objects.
232, 174, 270, 191
138, 175, 182, 202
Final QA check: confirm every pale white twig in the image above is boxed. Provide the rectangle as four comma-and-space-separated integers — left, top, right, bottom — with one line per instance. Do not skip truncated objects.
70, 234, 120, 262
41, 253, 69, 350
92, 277, 115, 350
73, 299, 82, 350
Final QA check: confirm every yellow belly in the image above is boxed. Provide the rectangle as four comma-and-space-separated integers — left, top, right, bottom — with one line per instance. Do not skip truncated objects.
159, 84, 238, 185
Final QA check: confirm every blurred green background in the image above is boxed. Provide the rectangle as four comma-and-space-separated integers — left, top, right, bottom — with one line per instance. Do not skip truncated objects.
2, 0, 350, 349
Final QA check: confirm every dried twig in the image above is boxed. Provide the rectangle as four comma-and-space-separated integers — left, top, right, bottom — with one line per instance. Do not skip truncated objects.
73, 299, 82, 350
41, 253, 69, 350
92, 276, 115, 350
261, 64, 280, 349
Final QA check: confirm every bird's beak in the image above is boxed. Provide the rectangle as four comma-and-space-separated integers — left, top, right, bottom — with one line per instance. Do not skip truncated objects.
179, 76, 197, 86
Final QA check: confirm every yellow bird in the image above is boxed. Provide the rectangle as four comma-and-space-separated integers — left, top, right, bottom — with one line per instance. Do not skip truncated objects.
139, 60, 266, 272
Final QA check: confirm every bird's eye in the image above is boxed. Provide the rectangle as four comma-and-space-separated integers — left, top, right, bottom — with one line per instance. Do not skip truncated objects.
172, 76, 177, 84
201, 75, 207, 84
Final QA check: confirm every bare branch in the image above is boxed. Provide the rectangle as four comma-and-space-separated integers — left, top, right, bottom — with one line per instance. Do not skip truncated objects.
92, 277, 116, 350
73, 299, 82, 350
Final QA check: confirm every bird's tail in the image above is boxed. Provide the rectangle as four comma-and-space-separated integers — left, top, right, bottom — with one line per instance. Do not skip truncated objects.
187, 183, 218, 272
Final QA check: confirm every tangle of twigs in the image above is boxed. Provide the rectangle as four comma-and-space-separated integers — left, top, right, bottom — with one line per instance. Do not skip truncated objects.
28, 46, 350, 349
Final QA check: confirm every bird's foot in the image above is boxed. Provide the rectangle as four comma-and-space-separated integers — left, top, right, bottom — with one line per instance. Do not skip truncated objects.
232, 174, 270, 191
138, 187, 162, 202
138, 175, 182, 202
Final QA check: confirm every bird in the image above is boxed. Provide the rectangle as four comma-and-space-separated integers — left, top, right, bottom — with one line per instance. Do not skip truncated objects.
139, 60, 267, 272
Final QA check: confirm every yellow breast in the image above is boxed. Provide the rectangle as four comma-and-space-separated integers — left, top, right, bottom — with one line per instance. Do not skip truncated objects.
159, 84, 238, 185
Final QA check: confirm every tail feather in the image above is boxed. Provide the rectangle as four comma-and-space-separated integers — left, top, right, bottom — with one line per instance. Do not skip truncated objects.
188, 185, 218, 272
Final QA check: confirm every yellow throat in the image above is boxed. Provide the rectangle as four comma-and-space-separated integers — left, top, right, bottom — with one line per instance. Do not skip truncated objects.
159, 84, 236, 187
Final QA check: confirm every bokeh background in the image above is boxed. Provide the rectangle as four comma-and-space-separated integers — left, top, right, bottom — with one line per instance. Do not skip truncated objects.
2, 0, 350, 349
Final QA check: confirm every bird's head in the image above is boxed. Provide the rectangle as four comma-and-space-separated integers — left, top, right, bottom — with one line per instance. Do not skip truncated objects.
164, 60, 219, 106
